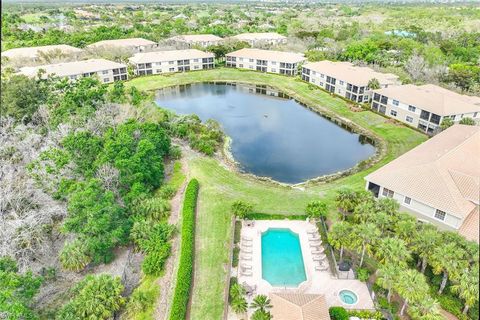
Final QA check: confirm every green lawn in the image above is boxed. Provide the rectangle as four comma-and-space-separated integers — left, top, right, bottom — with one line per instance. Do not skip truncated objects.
127, 68, 427, 320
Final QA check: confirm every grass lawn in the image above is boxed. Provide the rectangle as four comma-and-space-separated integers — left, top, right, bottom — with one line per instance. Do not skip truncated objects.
127, 68, 427, 319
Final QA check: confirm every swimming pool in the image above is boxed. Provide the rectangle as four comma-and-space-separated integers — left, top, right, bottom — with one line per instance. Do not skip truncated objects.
261, 228, 307, 287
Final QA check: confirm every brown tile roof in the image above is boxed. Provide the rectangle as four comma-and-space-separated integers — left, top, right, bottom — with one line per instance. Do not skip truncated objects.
365, 125, 480, 220
458, 207, 479, 243
231, 32, 286, 41
128, 49, 214, 64
2, 45, 83, 59
18, 59, 126, 78
373, 84, 480, 116
226, 48, 306, 63
168, 34, 223, 42
87, 38, 156, 49
303, 61, 400, 87
270, 293, 330, 320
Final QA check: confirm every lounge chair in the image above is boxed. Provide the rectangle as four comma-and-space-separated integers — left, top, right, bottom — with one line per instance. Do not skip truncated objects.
241, 263, 252, 270
242, 241, 252, 247
242, 247, 252, 254
242, 254, 252, 260
311, 250, 323, 254
308, 235, 321, 241
307, 229, 318, 235
241, 270, 253, 276
313, 253, 327, 260
315, 265, 328, 271
309, 242, 321, 248
242, 236, 252, 241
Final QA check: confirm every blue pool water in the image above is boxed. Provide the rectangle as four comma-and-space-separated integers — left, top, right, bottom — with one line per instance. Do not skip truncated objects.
339, 290, 358, 304
261, 228, 306, 287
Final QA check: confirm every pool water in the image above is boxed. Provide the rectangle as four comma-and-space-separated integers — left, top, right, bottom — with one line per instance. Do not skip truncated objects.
339, 290, 358, 304
261, 228, 306, 287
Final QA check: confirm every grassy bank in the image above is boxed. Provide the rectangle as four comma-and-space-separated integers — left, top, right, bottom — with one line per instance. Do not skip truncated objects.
127, 68, 427, 320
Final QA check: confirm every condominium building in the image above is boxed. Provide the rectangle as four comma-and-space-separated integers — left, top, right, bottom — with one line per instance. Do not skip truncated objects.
365, 125, 480, 243
301, 61, 400, 103
225, 48, 305, 76
128, 49, 215, 75
2, 44, 83, 61
371, 84, 480, 134
230, 32, 287, 46
86, 38, 157, 53
167, 34, 224, 48
18, 58, 128, 83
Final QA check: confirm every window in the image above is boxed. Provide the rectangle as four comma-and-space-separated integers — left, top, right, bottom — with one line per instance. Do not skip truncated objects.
390, 110, 397, 117
339, 80, 344, 85
169, 67, 175, 72
393, 100, 399, 106
103, 78, 110, 83
194, 65, 200, 70
430, 113, 441, 125
239, 58, 243, 62
272, 68, 276, 72
319, 82, 324, 86
320, 74, 324, 78
434, 209, 446, 221
312, 71, 316, 75
272, 61, 276, 65
156, 69, 162, 73
382, 188, 394, 198
194, 59, 199, 62
239, 64, 243, 68
474, 112, 478, 118
404, 197, 411, 205
408, 105, 416, 112
169, 61, 174, 65
102, 70, 108, 75
420, 110, 430, 121
249, 59, 254, 62
406, 116, 413, 123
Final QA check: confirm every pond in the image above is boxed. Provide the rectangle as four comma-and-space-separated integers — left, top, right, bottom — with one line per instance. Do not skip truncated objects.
155, 82, 375, 184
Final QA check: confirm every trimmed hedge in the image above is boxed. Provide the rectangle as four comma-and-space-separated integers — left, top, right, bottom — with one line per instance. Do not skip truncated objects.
168, 179, 199, 320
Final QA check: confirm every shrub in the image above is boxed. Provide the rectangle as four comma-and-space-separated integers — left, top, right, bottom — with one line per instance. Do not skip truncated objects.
232, 246, 240, 268
305, 200, 328, 220
59, 239, 91, 272
349, 309, 383, 320
169, 145, 182, 159
329, 306, 349, 320
357, 267, 370, 282
141, 242, 171, 276
168, 179, 199, 320
231, 200, 253, 219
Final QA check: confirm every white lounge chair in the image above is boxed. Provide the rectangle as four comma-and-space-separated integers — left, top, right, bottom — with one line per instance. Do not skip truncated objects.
308, 235, 321, 241
242, 236, 252, 241
242, 241, 252, 247
241, 263, 252, 270
311, 250, 323, 254
309, 242, 321, 248
242, 247, 252, 254
241, 270, 253, 276
315, 265, 328, 271
307, 229, 318, 235
242, 254, 252, 260
313, 253, 327, 260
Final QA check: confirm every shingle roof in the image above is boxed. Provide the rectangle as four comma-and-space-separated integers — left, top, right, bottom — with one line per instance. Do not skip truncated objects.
270, 293, 330, 320
18, 59, 126, 78
227, 48, 305, 63
373, 84, 480, 116
231, 32, 286, 41
87, 38, 156, 49
365, 125, 480, 220
2, 45, 83, 59
169, 34, 223, 42
303, 61, 400, 87
128, 49, 214, 64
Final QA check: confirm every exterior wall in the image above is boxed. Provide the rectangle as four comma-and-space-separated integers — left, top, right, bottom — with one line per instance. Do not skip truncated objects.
184, 40, 223, 48
366, 181, 463, 230
371, 93, 480, 134
133, 56, 214, 75
301, 66, 388, 103
66, 66, 128, 83
225, 55, 300, 76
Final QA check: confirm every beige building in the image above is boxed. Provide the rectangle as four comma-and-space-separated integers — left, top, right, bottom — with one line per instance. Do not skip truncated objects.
365, 125, 480, 243
372, 84, 480, 134
18, 58, 128, 83
301, 61, 400, 103
86, 38, 157, 53
230, 32, 287, 46
226, 48, 305, 76
167, 34, 224, 48
129, 49, 215, 75
270, 293, 330, 320
2, 44, 83, 61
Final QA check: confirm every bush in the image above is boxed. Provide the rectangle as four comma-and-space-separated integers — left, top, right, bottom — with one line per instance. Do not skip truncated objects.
232, 246, 240, 268
356, 267, 370, 282
231, 200, 254, 219
169, 179, 199, 320
329, 306, 349, 320
141, 242, 171, 276
348, 309, 383, 320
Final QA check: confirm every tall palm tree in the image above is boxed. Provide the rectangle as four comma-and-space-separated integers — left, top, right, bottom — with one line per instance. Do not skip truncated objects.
251, 295, 272, 312
230, 296, 248, 314
411, 225, 440, 273
408, 296, 443, 320
251, 309, 272, 320
376, 263, 400, 303
353, 201, 376, 224
394, 213, 418, 245
335, 188, 358, 219
394, 269, 429, 316
429, 243, 468, 294
374, 197, 399, 217
352, 223, 380, 268
60, 239, 91, 272
328, 221, 354, 261
372, 211, 391, 233
375, 237, 411, 268
450, 266, 479, 314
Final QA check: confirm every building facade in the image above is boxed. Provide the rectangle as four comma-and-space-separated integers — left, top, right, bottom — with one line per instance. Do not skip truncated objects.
226, 48, 305, 76
365, 125, 480, 243
230, 33, 287, 46
301, 61, 400, 103
371, 84, 480, 134
18, 58, 128, 83
129, 49, 215, 75
167, 34, 224, 48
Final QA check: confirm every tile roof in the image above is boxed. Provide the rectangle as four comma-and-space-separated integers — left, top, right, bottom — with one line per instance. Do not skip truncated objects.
458, 207, 479, 243
168, 34, 223, 42
128, 49, 214, 64
227, 48, 306, 63
87, 38, 156, 49
270, 293, 330, 320
374, 84, 480, 116
231, 32, 287, 41
2, 45, 83, 59
18, 59, 126, 78
303, 61, 400, 87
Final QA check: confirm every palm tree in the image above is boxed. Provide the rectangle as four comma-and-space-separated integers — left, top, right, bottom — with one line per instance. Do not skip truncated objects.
375, 237, 411, 268
305, 200, 328, 221
429, 243, 468, 294
353, 201, 376, 224
335, 188, 358, 219
328, 221, 354, 261
60, 239, 91, 272
251, 295, 272, 312
368, 78, 381, 90
411, 225, 440, 273
230, 296, 248, 314
394, 213, 417, 245
408, 296, 443, 320
374, 197, 399, 217
371, 211, 391, 233
229, 282, 245, 301
394, 269, 429, 316
251, 309, 272, 320
352, 223, 380, 268
376, 263, 400, 303
450, 266, 479, 314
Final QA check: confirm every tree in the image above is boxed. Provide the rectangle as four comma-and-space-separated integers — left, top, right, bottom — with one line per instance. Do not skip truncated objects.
375, 237, 411, 268
376, 263, 400, 303
335, 189, 358, 219
368, 78, 381, 90
394, 213, 417, 245
408, 297, 443, 320
440, 118, 454, 130
251, 309, 272, 320
229, 283, 247, 314
429, 243, 468, 294
60, 240, 91, 272
231, 200, 253, 219
251, 295, 272, 312
353, 201, 376, 224
411, 225, 440, 273
328, 221, 354, 261
459, 117, 475, 125
352, 223, 380, 268
375, 197, 399, 217
394, 269, 430, 316
57, 274, 125, 320
305, 200, 328, 220
448, 64, 480, 92
405, 54, 426, 82
450, 266, 479, 314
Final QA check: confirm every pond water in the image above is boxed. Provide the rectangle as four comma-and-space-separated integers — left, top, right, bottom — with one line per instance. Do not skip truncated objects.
155, 82, 375, 184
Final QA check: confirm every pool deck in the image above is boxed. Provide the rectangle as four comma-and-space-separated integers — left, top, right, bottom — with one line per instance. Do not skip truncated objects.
235, 219, 375, 317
